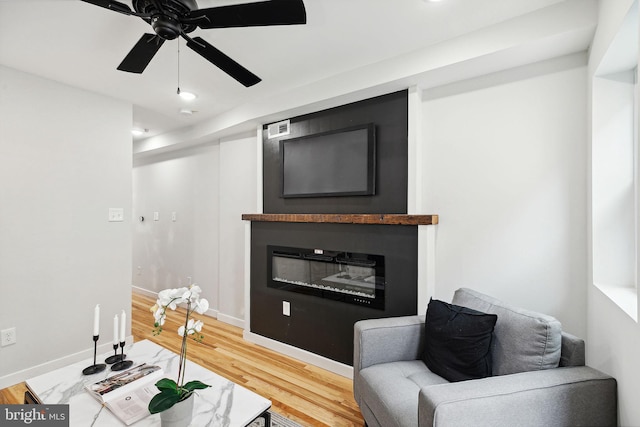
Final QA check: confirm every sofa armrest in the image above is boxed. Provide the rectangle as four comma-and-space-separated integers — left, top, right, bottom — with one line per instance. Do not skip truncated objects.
354, 315, 425, 374
418, 366, 617, 427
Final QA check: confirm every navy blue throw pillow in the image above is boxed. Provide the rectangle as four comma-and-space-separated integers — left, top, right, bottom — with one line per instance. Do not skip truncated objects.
423, 298, 497, 382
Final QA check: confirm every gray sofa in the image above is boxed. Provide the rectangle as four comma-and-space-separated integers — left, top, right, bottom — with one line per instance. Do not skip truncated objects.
353, 288, 617, 427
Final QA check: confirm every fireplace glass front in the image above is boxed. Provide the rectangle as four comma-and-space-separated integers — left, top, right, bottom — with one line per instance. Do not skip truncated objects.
267, 245, 385, 309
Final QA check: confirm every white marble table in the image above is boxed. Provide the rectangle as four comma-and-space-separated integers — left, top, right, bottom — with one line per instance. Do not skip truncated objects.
25, 339, 271, 426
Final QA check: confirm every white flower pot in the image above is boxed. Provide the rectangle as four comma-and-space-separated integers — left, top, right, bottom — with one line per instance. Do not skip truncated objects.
160, 394, 194, 427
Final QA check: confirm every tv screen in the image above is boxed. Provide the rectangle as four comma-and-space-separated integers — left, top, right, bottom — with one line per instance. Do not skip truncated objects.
280, 123, 376, 198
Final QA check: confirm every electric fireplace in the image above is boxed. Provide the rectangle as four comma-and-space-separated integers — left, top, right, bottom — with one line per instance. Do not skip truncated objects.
267, 245, 385, 309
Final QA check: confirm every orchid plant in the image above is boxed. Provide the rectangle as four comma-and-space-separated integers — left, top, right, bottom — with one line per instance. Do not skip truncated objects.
148, 284, 211, 414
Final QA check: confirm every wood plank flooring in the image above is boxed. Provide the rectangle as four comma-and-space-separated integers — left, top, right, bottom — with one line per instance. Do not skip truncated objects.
0, 292, 364, 427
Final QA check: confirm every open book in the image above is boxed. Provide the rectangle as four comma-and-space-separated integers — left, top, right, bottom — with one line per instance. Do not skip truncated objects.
86, 363, 164, 425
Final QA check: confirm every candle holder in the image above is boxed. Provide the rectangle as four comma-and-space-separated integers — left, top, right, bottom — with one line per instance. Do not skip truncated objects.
110, 341, 133, 371
82, 335, 106, 375
105, 343, 123, 364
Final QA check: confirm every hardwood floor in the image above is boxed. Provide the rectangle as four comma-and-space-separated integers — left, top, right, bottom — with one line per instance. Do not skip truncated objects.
0, 292, 364, 427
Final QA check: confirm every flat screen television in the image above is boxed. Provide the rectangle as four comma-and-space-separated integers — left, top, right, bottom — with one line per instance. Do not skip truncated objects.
280, 123, 376, 198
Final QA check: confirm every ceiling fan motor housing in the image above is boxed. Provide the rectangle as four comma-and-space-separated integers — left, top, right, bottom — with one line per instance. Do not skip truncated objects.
151, 15, 181, 39
134, 0, 198, 39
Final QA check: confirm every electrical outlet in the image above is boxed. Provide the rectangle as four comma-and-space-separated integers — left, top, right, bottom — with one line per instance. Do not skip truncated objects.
283, 301, 291, 316
1, 327, 16, 347
108, 208, 124, 222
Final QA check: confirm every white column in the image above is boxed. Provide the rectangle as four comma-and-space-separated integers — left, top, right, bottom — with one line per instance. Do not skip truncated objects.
418, 224, 437, 314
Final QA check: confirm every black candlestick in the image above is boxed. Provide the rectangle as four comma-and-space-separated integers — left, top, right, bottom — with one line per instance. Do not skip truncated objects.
111, 341, 133, 371
82, 335, 106, 375
105, 343, 123, 364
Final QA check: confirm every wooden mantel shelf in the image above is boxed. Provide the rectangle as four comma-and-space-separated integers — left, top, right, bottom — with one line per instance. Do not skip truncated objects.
241, 213, 438, 226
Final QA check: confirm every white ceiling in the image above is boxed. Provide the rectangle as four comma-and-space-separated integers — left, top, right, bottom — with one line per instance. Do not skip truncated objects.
0, 0, 596, 145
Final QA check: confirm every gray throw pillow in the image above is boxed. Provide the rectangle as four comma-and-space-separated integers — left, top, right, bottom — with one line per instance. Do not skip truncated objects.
452, 288, 562, 376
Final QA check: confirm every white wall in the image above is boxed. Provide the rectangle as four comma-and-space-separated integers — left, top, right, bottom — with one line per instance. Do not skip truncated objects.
132, 145, 220, 310
588, 1, 640, 425
592, 70, 636, 290
132, 132, 257, 325
218, 133, 258, 326
422, 54, 588, 336
0, 66, 132, 387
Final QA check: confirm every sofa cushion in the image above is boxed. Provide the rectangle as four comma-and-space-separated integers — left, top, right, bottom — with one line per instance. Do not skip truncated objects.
452, 288, 562, 376
423, 298, 497, 382
358, 360, 448, 427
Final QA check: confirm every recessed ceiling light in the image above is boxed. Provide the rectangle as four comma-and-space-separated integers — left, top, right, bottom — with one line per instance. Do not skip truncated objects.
131, 128, 148, 136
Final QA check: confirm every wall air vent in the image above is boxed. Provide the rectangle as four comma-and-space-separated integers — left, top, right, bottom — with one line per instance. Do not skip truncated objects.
267, 119, 291, 139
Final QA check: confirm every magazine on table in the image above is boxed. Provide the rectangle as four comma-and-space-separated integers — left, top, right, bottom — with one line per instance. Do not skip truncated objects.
85, 363, 163, 425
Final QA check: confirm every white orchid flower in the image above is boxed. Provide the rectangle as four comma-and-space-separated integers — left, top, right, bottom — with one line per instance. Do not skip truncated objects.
153, 307, 166, 326
153, 285, 206, 343
157, 289, 181, 310
150, 284, 209, 407
195, 298, 209, 315
189, 285, 202, 300
165, 287, 187, 309
182, 285, 202, 303
178, 318, 199, 336
157, 290, 172, 306
171, 287, 188, 298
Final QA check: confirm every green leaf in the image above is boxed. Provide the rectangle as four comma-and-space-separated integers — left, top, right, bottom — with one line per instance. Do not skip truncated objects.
154, 378, 178, 393
182, 380, 210, 392
148, 389, 181, 414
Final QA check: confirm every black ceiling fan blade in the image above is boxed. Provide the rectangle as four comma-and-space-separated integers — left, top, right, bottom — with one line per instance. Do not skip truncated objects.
117, 34, 165, 73
79, 0, 133, 15
188, 0, 306, 29
185, 36, 261, 87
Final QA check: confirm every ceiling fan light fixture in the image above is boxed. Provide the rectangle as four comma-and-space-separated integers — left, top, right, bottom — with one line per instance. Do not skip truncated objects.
178, 90, 197, 101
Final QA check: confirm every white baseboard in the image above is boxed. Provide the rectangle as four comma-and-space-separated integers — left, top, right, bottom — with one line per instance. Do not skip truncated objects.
131, 285, 157, 299
217, 313, 245, 329
243, 331, 353, 379
0, 337, 132, 390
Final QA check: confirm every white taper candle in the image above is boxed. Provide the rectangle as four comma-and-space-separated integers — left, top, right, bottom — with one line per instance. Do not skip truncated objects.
93, 304, 100, 336
113, 315, 119, 346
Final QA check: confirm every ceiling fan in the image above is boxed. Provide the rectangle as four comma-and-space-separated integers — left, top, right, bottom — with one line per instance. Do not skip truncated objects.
80, 0, 307, 87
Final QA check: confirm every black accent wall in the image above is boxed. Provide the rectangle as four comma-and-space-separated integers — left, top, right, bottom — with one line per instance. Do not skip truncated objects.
250, 89, 417, 366
250, 222, 418, 365
262, 90, 408, 214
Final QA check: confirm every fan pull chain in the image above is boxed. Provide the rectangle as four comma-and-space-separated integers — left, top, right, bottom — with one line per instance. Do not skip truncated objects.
177, 39, 181, 96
